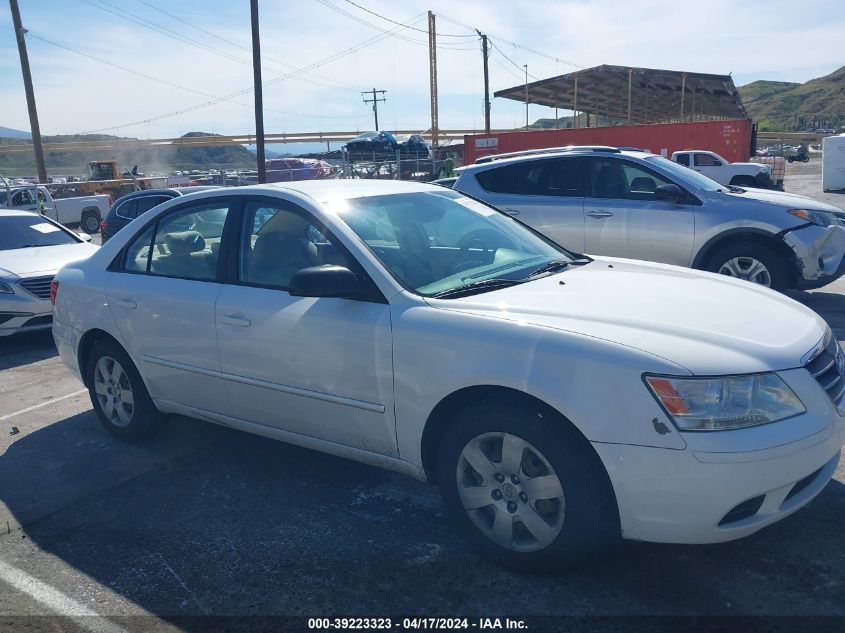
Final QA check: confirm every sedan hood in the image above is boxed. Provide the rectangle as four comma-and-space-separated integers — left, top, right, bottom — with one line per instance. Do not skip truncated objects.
723, 187, 843, 213
427, 258, 827, 375
0, 243, 98, 277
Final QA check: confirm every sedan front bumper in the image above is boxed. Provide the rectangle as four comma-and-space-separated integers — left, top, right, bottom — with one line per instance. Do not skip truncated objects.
593, 367, 845, 544
0, 282, 52, 336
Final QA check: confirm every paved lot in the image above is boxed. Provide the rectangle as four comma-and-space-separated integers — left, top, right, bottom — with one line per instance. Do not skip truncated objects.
1, 169, 845, 629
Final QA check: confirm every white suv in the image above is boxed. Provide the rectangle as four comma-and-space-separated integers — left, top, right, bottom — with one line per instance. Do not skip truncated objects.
52, 181, 844, 569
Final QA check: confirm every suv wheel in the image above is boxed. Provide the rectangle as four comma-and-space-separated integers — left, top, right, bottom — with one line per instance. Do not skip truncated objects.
706, 242, 789, 290
436, 398, 618, 570
86, 339, 164, 440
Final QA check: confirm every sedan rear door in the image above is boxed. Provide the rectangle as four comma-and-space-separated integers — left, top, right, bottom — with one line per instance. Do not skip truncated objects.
105, 198, 234, 416
462, 157, 587, 252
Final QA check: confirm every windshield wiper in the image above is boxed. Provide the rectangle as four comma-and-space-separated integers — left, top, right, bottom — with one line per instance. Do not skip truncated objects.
430, 278, 524, 299
528, 257, 591, 278
726, 185, 746, 193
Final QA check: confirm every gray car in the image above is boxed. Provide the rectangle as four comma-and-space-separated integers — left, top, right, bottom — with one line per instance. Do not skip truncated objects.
0, 209, 98, 336
454, 147, 845, 290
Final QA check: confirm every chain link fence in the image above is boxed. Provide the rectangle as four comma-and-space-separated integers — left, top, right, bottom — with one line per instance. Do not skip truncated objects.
2, 151, 454, 237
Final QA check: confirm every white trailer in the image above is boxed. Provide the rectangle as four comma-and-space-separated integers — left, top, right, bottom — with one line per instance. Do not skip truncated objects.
822, 134, 845, 192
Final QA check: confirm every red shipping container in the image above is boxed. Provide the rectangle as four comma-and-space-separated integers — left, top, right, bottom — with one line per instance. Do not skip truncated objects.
464, 119, 753, 164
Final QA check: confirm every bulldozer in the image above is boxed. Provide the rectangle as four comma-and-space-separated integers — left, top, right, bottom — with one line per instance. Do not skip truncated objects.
74, 161, 163, 198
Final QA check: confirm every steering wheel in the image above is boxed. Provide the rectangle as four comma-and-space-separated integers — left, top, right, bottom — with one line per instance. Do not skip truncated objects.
450, 229, 505, 275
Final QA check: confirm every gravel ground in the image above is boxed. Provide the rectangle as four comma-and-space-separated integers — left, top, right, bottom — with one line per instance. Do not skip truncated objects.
0, 169, 844, 630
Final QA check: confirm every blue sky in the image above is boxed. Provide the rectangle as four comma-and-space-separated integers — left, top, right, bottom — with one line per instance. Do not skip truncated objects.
1, 0, 843, 140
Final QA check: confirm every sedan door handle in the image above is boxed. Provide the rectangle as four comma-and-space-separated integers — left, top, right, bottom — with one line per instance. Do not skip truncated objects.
220, 315, 252, 327
503, 208, 520, 216
114, 298, 137, 310
586, 210, 614, 219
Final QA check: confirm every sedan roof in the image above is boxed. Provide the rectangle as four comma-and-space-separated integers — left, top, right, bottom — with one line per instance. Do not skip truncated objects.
233, 179, 443, 203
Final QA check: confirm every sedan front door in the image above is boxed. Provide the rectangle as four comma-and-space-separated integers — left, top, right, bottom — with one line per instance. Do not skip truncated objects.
214, 198, 397, 456
583, 157, 695, 266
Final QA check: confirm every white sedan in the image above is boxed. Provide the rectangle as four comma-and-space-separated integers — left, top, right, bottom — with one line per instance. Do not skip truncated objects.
52, 181, 844, 568
0, 209, 97, 336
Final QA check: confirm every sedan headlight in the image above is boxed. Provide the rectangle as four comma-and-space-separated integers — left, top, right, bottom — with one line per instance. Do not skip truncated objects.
788, 208, 844, 228
644, 373, 805, 431
0, 281, 14, 294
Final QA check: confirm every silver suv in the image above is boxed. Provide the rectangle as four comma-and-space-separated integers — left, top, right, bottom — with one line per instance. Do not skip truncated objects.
454, 147, 845, 290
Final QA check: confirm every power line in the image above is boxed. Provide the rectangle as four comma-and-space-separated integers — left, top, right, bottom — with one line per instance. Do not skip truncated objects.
79, 0, 364, 93
437, 12, 583, 69
339, 0, 475, 37
76, 14, 429, 134
27, 32, 363, 122
315, 0, 477, 51
490, 55, 524, 81
134, 0, 364, 92
489, 38, 539, 81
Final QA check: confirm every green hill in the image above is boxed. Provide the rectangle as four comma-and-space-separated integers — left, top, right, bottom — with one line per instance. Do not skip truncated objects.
738, 66, 845, 131
0, 132, 258, 178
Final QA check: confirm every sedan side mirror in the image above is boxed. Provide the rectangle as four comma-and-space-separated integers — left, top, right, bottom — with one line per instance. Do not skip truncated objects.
76, 232, 92, 242
654, 183, 685, 203
289, 265, 364, 299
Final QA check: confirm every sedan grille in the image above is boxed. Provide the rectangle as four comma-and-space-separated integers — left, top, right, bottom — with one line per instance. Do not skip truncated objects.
804, 334, 845, 409
19, 276, 54, 300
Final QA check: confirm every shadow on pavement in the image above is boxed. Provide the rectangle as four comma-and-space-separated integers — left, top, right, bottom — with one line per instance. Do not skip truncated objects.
1, 412, 844, 622
0, 330, 57, 370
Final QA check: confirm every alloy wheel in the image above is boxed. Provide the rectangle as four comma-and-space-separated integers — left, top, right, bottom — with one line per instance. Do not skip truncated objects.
717, 256, 772, 287
93, 356, 135, 428
456, 432, 565, 552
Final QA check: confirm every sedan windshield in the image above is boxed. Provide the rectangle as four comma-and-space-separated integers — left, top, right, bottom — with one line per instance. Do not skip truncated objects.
0, 215, 78, 251
330, 190, 577, 297
645, 155, 723, 191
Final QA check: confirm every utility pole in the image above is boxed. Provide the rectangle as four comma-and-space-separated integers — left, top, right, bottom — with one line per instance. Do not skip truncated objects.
524, 64, 529, 128
249, 0, 266, 183
9, 0, 47, 184
428, 11, 439, 148
476, 30, 490, 134
361, 89, 386, 131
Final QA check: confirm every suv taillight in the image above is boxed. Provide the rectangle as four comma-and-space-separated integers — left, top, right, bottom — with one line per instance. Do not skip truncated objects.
100, 218, 108, 231
108, 194, 113, 206
50, 280, 59, 305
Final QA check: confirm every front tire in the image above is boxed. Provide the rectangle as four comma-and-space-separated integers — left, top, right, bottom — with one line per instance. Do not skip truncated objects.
706, 241, 790, 290
436, 398, 618, 570
86, 339, 164, 440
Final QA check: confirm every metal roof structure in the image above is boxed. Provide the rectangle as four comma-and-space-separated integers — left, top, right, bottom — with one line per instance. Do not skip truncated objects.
494, 64, 748, 125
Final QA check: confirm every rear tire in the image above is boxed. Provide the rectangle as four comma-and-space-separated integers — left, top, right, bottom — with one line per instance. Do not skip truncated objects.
80, 208, 101, 234
706, 241, 790, 290
435, 397, 618, 570
85, 339, 164, 441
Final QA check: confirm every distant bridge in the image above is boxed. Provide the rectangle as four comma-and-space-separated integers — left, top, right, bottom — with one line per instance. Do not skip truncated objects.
0, 130, 500, 155
0, 129, 824, 156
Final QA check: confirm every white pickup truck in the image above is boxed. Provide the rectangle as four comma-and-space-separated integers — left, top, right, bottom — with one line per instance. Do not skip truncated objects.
0, 185, 110, 234
671, 150, 777, 189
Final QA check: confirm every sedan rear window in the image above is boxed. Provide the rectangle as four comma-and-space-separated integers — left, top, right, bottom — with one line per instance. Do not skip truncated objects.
0, 215, 78, 250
